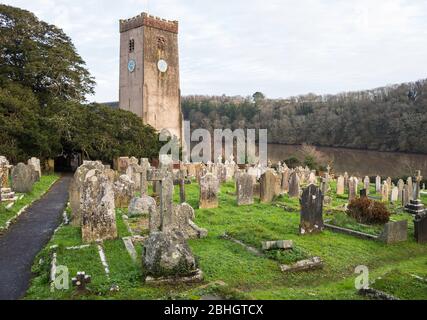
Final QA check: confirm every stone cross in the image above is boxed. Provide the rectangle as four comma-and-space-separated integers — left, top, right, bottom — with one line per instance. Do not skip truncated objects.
72, 272, 91, 293
174, 169, 187, 204
414, 170, 423, 200
147, 168, 174, 232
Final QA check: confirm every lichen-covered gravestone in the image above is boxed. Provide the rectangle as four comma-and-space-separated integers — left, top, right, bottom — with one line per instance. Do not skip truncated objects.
144, 168, 202, 282
299, 184, 324, 235
11, 163, 34, 193
81, 169, 117, 243
27, 157, 41, 180
69, 161, 105, 227
128, 195, 157, 218
236, 172, 254, 206
199, 173, 219, 209
113, 174, 135, 208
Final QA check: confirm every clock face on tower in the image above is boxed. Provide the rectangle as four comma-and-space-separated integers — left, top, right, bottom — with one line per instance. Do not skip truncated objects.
128, 59, 136, 73
157, 59, 168, 73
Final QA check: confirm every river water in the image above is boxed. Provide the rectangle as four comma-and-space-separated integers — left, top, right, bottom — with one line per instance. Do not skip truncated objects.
267, 144, 427, 178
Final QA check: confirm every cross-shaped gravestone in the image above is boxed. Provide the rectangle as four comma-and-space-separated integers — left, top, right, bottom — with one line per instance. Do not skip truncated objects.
415, 170, 423, 200
174, 169, 186, 204
72, 272, 91, 293
147, 168, 174, 232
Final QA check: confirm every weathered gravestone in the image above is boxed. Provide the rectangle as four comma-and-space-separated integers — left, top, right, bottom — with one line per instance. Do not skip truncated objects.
397, 179, 405, 201
113, 175, 135, 208
260, 169, 278, 203
81, 169, 117, 243
336, 176, 345, 195
11, 163, 34, 193
140, 158, 150, 195
280, 169, 290, 194
381, 181, 390, 202
28, 157, 41, 180
364, 176, 370, 195
69, 161, 105, 226
378, 220, 407, 244
288, 171, 300, 198
348, 177, 358, 201
390, 187, 399, 202
236, 172, 254, 206
407, 177, 414, 201
144, 169, 201, 281
375, 176, 381, 194
199, 173, 219, 209
117, 157, 130, 174
299, 184, 324, 235
128, 195, 157, 218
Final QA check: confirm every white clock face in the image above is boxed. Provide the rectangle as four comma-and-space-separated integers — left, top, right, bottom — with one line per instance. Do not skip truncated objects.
128, 59, 136, 73
157, 59, 168, 73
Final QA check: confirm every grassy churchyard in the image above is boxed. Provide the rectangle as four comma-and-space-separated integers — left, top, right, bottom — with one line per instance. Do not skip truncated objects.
25, 179, 427, 300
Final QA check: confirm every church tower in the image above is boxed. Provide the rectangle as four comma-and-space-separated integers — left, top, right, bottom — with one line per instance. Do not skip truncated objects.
119, 13, 183, 143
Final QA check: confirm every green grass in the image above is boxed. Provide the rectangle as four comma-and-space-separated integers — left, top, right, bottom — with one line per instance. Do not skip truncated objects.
0, 175, 59, 231
24, 180, 427, 300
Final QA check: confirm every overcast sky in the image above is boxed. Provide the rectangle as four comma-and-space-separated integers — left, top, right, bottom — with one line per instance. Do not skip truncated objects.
4, 0, 427, 102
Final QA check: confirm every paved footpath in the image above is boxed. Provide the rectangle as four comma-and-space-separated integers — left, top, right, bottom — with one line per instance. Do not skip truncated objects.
0, 175, 71, 300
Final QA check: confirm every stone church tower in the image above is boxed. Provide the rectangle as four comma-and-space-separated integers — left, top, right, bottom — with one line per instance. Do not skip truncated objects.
119, 13, 183, 143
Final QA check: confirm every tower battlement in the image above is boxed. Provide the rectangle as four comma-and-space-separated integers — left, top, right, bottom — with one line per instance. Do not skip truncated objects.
119, 12, 178, 34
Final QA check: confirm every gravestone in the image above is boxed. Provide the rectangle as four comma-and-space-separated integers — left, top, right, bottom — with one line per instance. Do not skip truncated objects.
405, 199, 425, 216
281, 169, 290, 194
390, 187, 399, 202
126, 162, 142, 193
299, 184, 324, 235
386, 177, 392, 190
407, 177, 413, 201
344, 172, 349, 190
118, 157, 130, 174
128, 195, 157, 218
348, 177, 358, 201
81, 169, 117, 243
11, 163, 34, 193
336, 176, 345, 196
172, 203, 208, 239
113, 174, 136, 208
364, 176, 370, 195
320, 177, 329, 195
308, 171, 317, 185
236, 172, 254, 206
360, 189, 367, 198
27, 157, 42, 180
69, 161, 105, 226
375, 176, 381, 194
397, 179, 405, 201
402, 185, 410, 207
288, 171, 300, 198
174, 169, 187, 204
199, 173, 219, 209
414, 171, 423, 200
381, 181, 390, 202
260, 169, 278, 203
378, 220, 408, 244
71, 272, 91, 294
144, 169, 200, 280
414, 213, 427, 244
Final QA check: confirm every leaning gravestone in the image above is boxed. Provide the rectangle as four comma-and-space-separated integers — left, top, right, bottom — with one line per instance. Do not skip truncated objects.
81, 169, 117, 243
236, 172, 254, 206
299, 184, 324, 235
11, 163, 34, 193
288, 171, 300, 198
260, 169, 277, 203
199, 173, 219, 209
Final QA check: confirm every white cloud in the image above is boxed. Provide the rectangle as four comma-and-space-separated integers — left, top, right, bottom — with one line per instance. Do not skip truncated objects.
3, 0, 427, 101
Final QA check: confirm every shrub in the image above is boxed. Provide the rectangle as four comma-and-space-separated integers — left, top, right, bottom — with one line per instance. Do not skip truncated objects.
346, 197, 390, 225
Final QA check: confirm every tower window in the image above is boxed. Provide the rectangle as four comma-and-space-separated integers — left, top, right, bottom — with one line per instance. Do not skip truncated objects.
129, 39, 135, 52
